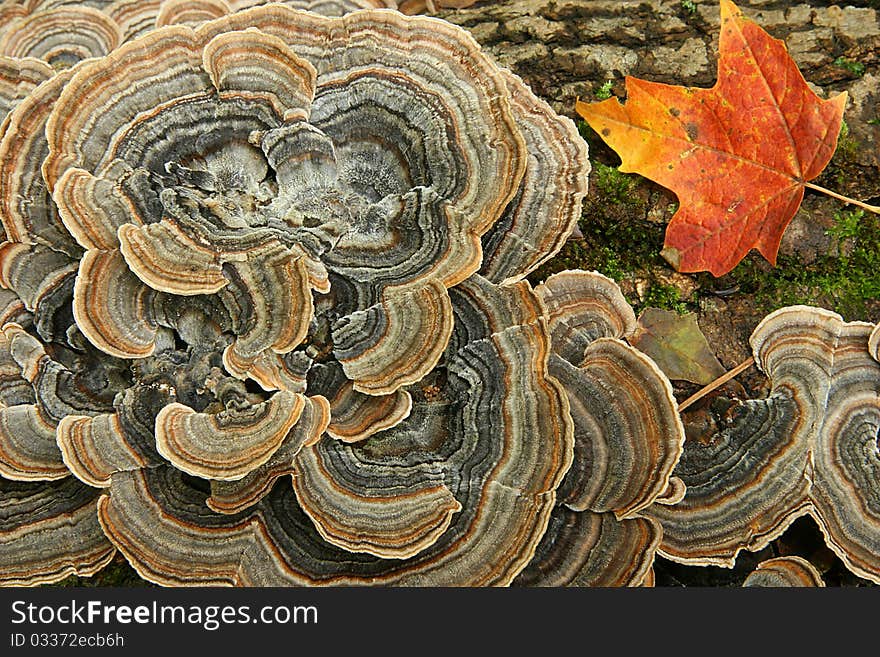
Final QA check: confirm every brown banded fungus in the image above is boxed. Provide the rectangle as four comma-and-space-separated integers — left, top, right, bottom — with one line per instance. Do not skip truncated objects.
88, 0, 467, 46
95, 275, 574, 584
0, 320, 128, 482
0, 2, 398, 69
513, 271, 685, 587
870, 324, 879, 363
161, 1, 396, 27
0, 59, 116, 583
0, 54, 51, 124
0, 292, 116, 585
0, 5, 599, 585
742, 556, 825, 587
0, 3, 122, 69
646, 307, 880, 584
0, 477, 115, 586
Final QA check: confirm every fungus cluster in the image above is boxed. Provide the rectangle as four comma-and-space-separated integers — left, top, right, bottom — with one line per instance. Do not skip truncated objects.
647, 306, 880, 583
0, 0, 476, 59
0, 1, 689, 587
0, 0, 877, 588
515, 271, 684, 587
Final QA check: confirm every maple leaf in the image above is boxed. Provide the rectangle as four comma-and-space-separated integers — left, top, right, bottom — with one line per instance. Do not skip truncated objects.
576, 0, 847, 276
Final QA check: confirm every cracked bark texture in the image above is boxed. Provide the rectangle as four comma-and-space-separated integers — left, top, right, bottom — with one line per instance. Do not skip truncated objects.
437, 1, 878, 120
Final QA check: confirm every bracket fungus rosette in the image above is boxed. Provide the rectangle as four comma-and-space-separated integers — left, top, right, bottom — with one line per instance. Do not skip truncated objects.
90, 275, 574, 585
41, 7, 540, 392
0, 4, 610, 586
647, 306, 880, 584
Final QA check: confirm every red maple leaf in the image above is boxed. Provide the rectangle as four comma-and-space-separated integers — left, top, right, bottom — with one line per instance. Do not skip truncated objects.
577, 0, 847, 276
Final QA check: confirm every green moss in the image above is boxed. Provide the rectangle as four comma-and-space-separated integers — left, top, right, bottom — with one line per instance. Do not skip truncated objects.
594, 80, 614, 100
593, 162, 637, 203
576, 119, 606, 154
833, 56, 865, 77
712, 208, 879, 320
533, 178, 647, 267
826, 207, 865, 241
641, 283, 689, 314
822, 119, 866, 194
680, 0, 697, 15
834, 120, 859, 162
529, 158, 697, 314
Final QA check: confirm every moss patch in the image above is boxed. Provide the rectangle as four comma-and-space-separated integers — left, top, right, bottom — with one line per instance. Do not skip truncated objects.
833, 57, 866, 78
594, 80, 614, 100
700, 209, 880, 322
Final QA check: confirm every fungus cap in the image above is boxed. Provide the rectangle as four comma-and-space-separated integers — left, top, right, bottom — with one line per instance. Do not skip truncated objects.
648, 307, 880, 584
742, 556, 825, 587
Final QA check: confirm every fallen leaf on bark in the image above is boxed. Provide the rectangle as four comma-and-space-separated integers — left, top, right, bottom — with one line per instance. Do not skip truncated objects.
629, 308, 725, 385
577, 0, 846, 276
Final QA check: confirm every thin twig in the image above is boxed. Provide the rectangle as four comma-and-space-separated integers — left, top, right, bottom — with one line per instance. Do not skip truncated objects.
678, 356, 755, 412
804, 182, 880, 214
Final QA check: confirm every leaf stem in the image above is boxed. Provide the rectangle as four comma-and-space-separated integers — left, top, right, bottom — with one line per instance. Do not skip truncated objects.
678, 356, 755, 412
804, 182, 880, 214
